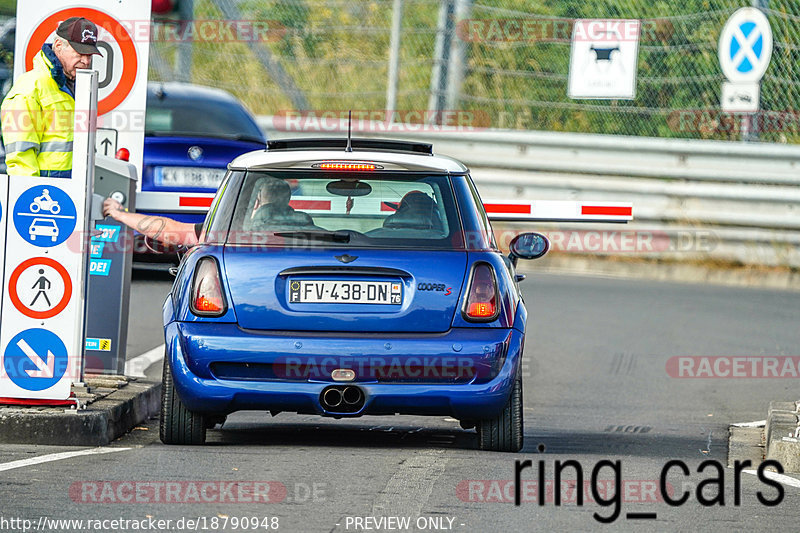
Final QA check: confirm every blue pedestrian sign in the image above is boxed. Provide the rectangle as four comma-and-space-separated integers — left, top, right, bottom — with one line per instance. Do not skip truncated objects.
3, 328, 69, 391
719, 8, 773, 83
12, 185, 77, 247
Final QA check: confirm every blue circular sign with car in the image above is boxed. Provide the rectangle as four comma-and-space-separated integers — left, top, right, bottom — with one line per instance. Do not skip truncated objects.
13, 185, 77, 247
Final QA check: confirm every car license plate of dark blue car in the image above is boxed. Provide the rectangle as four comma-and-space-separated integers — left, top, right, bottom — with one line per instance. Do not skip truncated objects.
289, 280, 402, 304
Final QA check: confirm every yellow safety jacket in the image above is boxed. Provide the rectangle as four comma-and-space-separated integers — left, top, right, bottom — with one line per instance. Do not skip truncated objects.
1, 45, 74, 177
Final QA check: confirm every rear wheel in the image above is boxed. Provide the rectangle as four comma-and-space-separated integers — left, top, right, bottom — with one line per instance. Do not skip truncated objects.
160, 357, 206, 445
477, 376, 523, 452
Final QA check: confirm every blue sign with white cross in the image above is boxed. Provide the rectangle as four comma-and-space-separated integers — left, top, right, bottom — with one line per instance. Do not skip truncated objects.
719, 8, 773, 83
730, 22, 763, 74
13, 185, 77, 247
3, 328, 69, 391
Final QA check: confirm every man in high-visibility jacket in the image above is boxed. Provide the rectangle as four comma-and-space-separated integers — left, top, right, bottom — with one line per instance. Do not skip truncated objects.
1, 17, 101, 177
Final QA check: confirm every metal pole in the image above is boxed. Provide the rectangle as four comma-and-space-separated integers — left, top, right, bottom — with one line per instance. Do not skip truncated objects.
73, 69, 99, 385
444, 0, 473, 112
213, 0, 309, 110
427, 0, 454, 124
744, 0, 769, 141
386, 0, 403, 120
176, 0, 194, 82
149, 43, 176, 81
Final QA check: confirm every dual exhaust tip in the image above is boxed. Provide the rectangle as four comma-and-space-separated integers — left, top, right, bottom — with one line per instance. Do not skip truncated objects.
321, 385, 364, 413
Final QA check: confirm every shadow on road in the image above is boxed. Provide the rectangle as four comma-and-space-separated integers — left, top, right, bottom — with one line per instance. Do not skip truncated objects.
204, 417, 477, 451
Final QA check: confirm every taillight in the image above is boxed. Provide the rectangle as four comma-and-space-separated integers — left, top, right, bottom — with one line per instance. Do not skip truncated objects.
313, 161, 382, 171
464, 263, 499, 321
191, 257, 226, 317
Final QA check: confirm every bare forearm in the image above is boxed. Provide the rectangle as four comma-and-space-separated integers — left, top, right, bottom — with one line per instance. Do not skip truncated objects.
112, 210, 198, 246
103, 197, 198, 246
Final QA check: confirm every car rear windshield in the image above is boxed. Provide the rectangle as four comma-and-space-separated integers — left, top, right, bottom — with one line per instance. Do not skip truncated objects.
145, 96, 263, 141
224, 171, 464, 249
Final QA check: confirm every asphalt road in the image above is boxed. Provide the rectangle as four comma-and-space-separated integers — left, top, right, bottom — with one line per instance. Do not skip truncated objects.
1, 271, 799, 532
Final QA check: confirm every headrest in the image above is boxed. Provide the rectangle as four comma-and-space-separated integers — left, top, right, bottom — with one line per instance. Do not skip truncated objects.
251, 205, 314, 229
383, 205, 442, 230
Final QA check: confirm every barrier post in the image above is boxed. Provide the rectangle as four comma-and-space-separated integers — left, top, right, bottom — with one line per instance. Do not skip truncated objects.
0, 70, 97, 401
84, 157, 137, 375
73, 69, 99, 385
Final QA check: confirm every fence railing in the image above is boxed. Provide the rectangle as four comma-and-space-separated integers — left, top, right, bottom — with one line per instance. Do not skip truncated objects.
153, 0, 800, 143
259, 116, 800, 268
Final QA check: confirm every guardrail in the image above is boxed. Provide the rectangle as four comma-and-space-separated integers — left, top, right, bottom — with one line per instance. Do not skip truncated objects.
257, 117, 800, 268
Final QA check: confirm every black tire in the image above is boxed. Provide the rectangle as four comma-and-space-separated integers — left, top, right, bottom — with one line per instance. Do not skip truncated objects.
160, 358, 206, 445
477, 376, 523, 452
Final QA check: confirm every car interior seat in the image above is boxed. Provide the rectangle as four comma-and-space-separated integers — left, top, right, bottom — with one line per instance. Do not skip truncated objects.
381, 192, 444, 232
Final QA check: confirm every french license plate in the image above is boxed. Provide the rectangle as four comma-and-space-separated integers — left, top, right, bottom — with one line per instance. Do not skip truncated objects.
289, 280, 402, 304
155, 166, 227, 188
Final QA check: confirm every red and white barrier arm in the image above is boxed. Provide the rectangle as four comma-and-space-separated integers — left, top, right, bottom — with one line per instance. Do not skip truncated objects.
136, 191, 215, 213
136, 191, 633, 224
484, 200, 633, 223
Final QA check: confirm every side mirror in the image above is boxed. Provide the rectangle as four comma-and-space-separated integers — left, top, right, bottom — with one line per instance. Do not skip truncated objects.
508, 232, 550, 265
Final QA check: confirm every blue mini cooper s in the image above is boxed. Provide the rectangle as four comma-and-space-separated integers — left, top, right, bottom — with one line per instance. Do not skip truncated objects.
160, 138, 549, 452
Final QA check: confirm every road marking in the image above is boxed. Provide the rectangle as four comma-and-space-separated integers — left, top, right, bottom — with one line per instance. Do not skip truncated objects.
332, 449, 448, 531
743, 469, 800, 489
732, 420, 766, 427
372, 449, 448, 515
124, 344, 165, 377
0, 447, 130, 473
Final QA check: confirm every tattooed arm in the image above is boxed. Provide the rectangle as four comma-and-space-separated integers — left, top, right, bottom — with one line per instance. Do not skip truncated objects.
102, 197, 199, 246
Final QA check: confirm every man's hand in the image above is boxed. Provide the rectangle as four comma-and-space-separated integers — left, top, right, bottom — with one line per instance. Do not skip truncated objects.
103, 197, 125, 219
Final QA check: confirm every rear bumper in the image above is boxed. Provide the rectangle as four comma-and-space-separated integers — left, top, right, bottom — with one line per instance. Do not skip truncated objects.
165, 322, 525, 420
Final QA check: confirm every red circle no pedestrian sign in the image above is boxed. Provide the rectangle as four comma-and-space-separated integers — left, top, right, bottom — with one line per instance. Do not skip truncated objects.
8, 257, 73, 320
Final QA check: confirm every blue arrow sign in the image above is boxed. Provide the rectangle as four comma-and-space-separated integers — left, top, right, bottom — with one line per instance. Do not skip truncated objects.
3, 328, 68, 391
13, 185, 77, 247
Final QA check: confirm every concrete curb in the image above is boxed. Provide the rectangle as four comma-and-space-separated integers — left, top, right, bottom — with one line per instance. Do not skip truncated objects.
765, 401, 800, 472
0, 380, 160, 446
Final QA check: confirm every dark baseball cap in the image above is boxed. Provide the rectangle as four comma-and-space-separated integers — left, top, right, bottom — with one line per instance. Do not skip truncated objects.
56, 17, 102, 55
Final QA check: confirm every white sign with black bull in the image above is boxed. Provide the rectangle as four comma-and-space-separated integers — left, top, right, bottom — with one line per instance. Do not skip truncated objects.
568, 19, 641, 99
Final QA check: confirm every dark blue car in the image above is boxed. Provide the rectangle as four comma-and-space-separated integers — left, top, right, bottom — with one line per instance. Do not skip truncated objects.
136, 82, 266, 260
160, 138, 549, 452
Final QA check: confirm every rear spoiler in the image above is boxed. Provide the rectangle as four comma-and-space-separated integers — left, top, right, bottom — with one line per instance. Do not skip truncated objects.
484, 200, 632, 223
